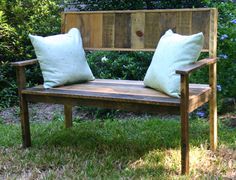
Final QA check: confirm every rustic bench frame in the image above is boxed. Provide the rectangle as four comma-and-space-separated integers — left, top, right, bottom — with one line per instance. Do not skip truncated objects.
12, 8, 218, 175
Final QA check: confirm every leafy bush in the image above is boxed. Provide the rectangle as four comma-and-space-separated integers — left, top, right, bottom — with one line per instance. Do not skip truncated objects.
65, 0, 207, 10
88, 51, 152, 80
0, 0, 62, 108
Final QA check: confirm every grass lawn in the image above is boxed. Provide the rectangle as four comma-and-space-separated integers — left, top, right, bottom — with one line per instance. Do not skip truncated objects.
0, 116, 235, 179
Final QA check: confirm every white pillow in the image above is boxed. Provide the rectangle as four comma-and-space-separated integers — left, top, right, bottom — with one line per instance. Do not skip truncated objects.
144, 29, 204, 98
29, 28, 95, 88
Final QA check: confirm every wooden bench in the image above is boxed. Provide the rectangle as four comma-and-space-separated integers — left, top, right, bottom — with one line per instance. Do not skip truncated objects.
12, 8, 218, 175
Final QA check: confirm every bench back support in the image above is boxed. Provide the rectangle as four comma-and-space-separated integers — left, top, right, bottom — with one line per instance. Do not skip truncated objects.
61, 8, 217, 56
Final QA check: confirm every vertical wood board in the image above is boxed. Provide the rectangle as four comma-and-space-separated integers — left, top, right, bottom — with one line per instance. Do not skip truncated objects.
144, 13, 160, 48
131, 13, 145, 49
114, 13, 131, 48
192, 11, 210, 49
103, 14, 115, 48
176, 12, 192, 35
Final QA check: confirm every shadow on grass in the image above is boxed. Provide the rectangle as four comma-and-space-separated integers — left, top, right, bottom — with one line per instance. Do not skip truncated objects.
1, 118, 235, 178
34, 118, 182, 156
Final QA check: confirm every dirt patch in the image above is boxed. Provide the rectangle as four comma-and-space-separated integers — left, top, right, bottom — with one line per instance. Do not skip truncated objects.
0, 103, 173, 124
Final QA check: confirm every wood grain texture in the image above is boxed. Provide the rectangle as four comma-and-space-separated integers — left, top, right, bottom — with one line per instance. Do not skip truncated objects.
177, 11, 192, 35
209, 63, 217, 151
11, 59, 38, 67
192, 11, 210, 49
61, 9, 215, 52
209, 9, 218, 151
159, 12, 177, 34
115, 13, 131, 48
89, 14, 103, 48
103, 14, 115, 48
131, 13, 145, 49
64, 104, 73, 128
144, 12, 160, 48
24, 94, 180, 115
22, 79, 212, 113
176, 58, 217, 75
16, 67, 31, 147
209, 8, 218, 58
180, 74, 190, 175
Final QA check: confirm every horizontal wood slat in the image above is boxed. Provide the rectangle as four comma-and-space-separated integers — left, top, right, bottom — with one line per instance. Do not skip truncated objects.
22, 79, 211, 108
62, 8, 217, 52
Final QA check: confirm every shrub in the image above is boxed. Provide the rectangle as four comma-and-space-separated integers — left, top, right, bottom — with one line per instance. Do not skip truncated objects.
88, 51, 152, 80
0, 0, 62, 108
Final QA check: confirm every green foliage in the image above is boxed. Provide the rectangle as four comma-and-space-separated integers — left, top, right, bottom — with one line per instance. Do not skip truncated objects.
0, 0, 62, 108
88, 51, 152, 80
65, 0, 207, 11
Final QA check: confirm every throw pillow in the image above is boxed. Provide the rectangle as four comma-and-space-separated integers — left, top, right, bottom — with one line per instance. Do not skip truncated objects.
29, 28, 95, 88
144, 29, 204, 98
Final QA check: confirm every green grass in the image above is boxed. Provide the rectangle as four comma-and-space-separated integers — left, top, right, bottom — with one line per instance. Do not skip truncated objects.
0, 117, 235, 179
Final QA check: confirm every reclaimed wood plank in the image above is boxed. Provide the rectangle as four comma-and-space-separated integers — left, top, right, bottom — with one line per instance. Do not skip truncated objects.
131, 12, 145, 49
89, 14, 103, 48
192, 11, 210, 50
158, 12, 177, 35
16, 67, 31, 147
177, 11, 192, 35
64, 104, 73, 128
103, 13, 115, 48
144, 12, 160, 48
180, 74, 190, 175
115, 13, 131, 48
24, 94, 180, 115
209, 9, 218, 151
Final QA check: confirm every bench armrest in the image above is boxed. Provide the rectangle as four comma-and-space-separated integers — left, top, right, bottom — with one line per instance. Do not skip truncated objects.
176, 58, 217, 75
11, 59, 38, 67
12, 59, 38, 95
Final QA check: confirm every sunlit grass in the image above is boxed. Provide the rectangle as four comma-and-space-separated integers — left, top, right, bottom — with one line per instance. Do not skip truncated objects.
0, 117, 235, 179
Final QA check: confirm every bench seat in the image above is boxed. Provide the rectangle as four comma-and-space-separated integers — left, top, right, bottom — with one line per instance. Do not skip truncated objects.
22, 79, 211, 114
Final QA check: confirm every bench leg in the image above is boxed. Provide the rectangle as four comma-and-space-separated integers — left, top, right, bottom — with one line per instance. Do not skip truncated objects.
209, 63, 217, 151
180, 74, 189, 175
20, 97, 31, 148
64, 104, 73, 128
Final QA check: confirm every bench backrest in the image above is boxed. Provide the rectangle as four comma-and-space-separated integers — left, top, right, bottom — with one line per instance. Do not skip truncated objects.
61, 8, 217, 57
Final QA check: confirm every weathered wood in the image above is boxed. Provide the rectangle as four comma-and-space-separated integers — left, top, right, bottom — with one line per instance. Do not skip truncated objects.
176, 11, 192, 35
176, 58, 217, 75
180, 74, 190, 175
131, 12, 145, 49
209, 9, 218, 58
62, 9, 214, 51
192, 11, 210, 49
209, 9, 218, 151
90, 14, 103, 48
144, 12, 160, 48
11, 59, 38, 67
209, 63, 217, 151
64, 104, 73, 128
103, 14, 115, 48
188, 86, 211, 113
24, 94, 180, 115
15, 67, 31, 147
114, 13, 131, 48
21, 79, 211, 107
